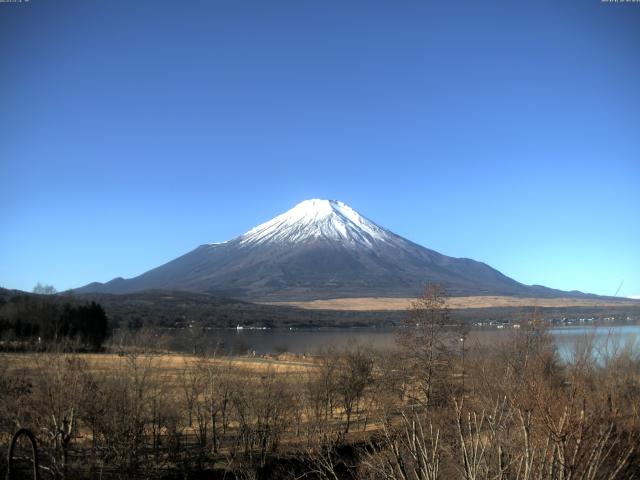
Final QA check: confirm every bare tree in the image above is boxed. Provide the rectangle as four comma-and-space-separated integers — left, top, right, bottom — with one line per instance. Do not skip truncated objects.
195, 351, 231, 452
397, 284, 454, 407
361, 406, 441, 480
32, 283, 57, 295
180, 358, 203, 428
335, 344, 373, 433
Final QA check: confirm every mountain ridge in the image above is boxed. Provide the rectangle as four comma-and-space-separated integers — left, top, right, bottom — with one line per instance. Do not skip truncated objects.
76, 199, 605, 301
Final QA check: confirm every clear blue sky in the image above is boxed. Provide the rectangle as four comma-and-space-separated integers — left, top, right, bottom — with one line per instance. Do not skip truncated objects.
1, 0, 638, 297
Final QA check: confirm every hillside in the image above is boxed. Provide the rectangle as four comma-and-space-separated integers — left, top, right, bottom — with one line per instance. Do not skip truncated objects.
75, 199, 605, 301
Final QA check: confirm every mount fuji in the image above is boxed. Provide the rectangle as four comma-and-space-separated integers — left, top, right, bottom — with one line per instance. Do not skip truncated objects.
76, 199, 580, 300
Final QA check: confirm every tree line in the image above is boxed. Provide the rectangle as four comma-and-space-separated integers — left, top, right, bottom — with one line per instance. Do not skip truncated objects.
0, 292, 110, 350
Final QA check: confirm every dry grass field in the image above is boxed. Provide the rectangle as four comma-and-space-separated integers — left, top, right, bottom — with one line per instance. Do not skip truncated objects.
0, 351, 317, 378
265, 295, 640, 311
2, 320, 640, 480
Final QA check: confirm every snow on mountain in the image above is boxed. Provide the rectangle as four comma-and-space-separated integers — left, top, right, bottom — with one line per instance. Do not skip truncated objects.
238, 199, 393, 248
76, 198, 596, 301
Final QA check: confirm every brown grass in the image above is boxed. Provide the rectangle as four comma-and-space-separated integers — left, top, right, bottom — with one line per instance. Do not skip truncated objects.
263, 295, 639, 311
0, 351, 318, 378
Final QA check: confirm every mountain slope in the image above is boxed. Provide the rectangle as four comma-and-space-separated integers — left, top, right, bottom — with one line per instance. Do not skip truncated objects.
76, 199, 585, 300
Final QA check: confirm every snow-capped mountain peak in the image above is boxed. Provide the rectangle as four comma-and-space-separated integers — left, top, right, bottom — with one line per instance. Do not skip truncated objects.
238, 199, 393, 247
77, 198, 577, 300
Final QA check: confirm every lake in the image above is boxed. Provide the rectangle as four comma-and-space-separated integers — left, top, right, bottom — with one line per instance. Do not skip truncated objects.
170, 324, 640, 362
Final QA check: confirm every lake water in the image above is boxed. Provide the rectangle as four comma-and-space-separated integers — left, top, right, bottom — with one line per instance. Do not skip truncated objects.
550, 325, 640, 362
172, 324, 640, 362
